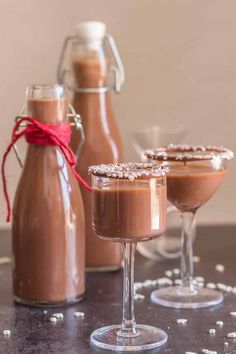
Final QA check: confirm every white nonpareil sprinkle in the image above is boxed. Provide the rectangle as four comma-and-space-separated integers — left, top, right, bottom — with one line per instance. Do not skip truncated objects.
185, 352, 197, 354
157, 277, 173, 286
230, 311, 236, 317
209, 329, 216, 335
216, 321, 224, 327
50, 317, 57, 323
232, 287, 236, 294
227, 332, 236, 338
134, 293, 145, 301
134, 282, 143, 291
165, 270, 173, 278
195, 276, 205, 282
215, 264, 225, 272
173, 268, 180, 275
226, 286, 232, 293
217, 283, 227, 291
134, 277, 173, 291
224, 342, 228, 346
175, 279, 182, 285
197, 282, 205, 288
225, 285, 233, 293
143, 279, 151, 287
0, 257, 11, 265
193, 256, 201, 263
52, 313, 64, 320
177, 318, 188, 325
43, 310, 47, 314
3, 330, 11, 337
206, 283, 216, 290
202, 350, 217, 354
74, 312, 85, 319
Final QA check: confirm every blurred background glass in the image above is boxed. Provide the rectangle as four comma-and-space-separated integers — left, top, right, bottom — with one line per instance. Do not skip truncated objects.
130, 124, 187, 260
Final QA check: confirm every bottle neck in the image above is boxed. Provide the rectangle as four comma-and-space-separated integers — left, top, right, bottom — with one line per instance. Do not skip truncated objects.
72, 41, 108, 89
27, 98, 68, 124
72, 57, 108, 89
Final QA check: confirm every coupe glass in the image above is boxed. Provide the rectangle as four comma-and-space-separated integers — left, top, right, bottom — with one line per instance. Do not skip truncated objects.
89, 162, 168, 351
145, 144, 233, 309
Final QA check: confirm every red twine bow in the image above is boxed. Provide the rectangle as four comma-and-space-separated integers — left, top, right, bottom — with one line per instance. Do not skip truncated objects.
1, 117, 92, 222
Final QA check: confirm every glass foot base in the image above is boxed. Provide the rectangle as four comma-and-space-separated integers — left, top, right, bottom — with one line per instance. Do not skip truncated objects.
151, 286, 223, 309
90, 324, 168, 351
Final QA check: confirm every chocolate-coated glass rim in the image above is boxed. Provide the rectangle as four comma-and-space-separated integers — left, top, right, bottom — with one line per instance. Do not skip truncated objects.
88, 162, 168, 180
145, 144, 234, 162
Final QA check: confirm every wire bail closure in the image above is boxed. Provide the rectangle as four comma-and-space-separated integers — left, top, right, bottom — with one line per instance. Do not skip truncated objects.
13, 104, 84, 168
57, 34, 125, 94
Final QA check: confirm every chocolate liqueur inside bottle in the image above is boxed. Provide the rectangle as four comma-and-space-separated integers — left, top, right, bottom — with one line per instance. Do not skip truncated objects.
12, 84, 85, 306
59, 22, 124, 270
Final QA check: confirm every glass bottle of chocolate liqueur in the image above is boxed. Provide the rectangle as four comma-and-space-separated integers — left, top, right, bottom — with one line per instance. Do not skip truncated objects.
12, 84, 85, 306
58, 22, 125, 271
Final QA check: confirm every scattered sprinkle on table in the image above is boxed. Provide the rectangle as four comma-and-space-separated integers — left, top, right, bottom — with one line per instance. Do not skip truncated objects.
185, 352, 197, 354
217, 283, 227, 291
134, 277, 173, 290
202, 350, 217, 354
215, 264, 225, 272
206, 283, 216, 289
43, 310, 47, 314
52, 313, 64, 319
3, 330, 11, 337
143, 279, 153, 287
74, 312, 85, 319
208, 329, 216, 335
177, 318, 187, 325
165, 270, 173, 278
50, 317, 57, 323
195, 276, 205, 282
156, 277, 173, 286
197, 282, 204, 288
230, 311, 236, 317
227, 332, 236, 338
226, 286, 232, 292
193, 256, 201, 263
173, 268, 180, 275
216, 321, 223, 327
134, 293, 145, 301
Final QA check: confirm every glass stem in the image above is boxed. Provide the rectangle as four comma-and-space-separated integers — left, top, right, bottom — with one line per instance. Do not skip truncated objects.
118, 242, 138, 338
180, 212, 196, 293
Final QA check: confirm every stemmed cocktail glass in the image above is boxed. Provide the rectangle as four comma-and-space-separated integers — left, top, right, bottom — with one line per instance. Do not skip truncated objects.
89, 162, 168, 351
145, 144, 233, 309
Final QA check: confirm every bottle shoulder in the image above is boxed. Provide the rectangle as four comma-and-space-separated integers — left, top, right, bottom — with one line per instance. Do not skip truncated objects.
14, 145, 84, 205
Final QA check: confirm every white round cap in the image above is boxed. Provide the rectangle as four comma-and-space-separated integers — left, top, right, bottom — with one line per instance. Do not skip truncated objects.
75, 21, 106, 49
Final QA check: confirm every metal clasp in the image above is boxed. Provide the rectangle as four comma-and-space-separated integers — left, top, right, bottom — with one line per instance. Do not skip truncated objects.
12, 104, 84, 168
105, 34, 125, 92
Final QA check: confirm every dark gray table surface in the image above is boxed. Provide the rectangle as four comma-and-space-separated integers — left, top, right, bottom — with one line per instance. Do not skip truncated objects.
0, 226, 235, 354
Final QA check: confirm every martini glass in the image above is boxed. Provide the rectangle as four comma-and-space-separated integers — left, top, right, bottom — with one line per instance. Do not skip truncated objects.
145, 144, 233, 309
89, 162, 168, 351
